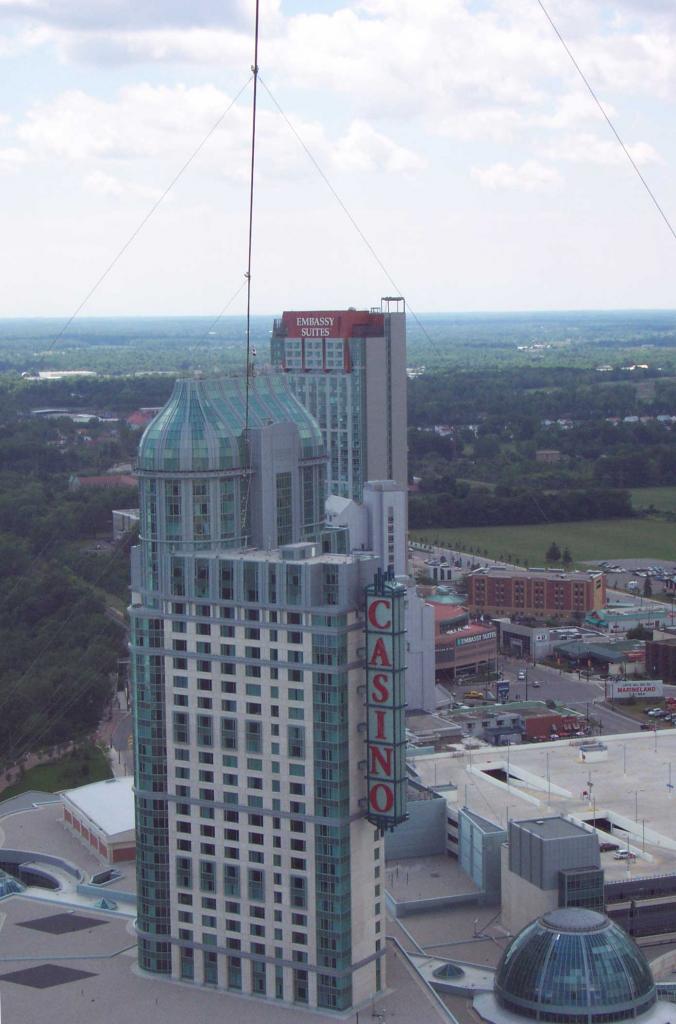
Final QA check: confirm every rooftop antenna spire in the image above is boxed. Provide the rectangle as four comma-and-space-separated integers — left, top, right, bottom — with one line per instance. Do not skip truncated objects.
241, 0, 260, 540
245, 0, 260, 395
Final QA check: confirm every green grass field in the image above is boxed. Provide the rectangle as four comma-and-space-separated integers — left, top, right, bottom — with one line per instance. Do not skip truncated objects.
630, 487, 676, 514
412, 518, 676, 565
0, 743, 112, 801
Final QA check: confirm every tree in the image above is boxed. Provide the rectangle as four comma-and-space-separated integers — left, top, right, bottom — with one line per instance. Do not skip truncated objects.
627, 624, 651, 640
546, 542, 561, 564
562, 547, 573, 568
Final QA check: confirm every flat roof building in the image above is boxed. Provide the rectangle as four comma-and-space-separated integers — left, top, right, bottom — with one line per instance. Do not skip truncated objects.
270, 300, 407, 503
61, 776, 135, 864
467, 567, 606, 620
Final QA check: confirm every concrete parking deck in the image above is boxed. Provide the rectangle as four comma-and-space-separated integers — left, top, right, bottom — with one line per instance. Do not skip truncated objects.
411, 730, 676, 882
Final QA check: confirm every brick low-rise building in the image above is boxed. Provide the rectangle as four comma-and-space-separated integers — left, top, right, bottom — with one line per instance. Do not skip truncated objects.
646, 637, 676, 683
467, 567, 606, 620
431, 601, 498, 682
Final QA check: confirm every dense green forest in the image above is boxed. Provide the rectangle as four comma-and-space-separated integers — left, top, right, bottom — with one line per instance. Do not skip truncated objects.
0, 408, 133, 765
407, 359, 676, 528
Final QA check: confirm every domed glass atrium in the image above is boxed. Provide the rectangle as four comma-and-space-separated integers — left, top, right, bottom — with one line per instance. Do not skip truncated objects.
493, 909, 656, 1024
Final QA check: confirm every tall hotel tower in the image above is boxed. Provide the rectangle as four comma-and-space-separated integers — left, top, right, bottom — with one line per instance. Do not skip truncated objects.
270, 299, 408, 502
130, 373, 406, 1011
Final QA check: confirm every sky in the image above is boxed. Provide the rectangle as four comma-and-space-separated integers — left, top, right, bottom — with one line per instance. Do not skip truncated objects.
1, 0, 676, 316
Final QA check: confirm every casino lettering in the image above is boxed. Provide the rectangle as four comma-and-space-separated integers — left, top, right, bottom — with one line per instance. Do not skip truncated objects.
364, 570, 408, 831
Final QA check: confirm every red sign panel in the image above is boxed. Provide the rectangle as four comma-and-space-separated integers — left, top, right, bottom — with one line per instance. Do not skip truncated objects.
365, 573, 407, 830
281, 309, 384, 339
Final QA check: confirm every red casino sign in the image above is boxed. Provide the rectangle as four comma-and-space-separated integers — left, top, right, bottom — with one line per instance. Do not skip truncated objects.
365, 571, 408, 830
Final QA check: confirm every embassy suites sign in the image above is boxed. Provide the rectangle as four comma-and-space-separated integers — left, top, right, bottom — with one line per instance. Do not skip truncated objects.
281, 308, 385, 339
294, 315, 335, 338
364, 570, 408, 831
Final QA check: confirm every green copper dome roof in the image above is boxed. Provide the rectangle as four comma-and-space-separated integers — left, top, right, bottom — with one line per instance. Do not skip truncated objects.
138, 373, 324, 473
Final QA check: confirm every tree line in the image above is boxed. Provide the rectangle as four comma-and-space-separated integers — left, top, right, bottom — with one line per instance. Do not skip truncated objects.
409, 487, 633, 529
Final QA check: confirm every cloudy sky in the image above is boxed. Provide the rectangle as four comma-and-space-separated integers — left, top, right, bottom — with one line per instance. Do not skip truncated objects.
1, 0, 675, 316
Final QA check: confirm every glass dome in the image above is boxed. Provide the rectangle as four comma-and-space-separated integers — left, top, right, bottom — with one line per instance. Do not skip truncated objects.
0, 868, 24, 897
495, 908, 656, 1024
434, 963, 465, 980
138, 373, 324, 473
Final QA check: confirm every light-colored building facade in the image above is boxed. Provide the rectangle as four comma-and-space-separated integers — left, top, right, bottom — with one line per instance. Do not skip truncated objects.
130, 375, 389, 1012
502, 817, 603, 934
324, 479, 436, 711
270, 301, 408, 502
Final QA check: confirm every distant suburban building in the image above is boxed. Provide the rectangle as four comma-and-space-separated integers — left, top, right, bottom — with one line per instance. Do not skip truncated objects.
585, 607, 664, 633
466, 567, 606, 619
69, 473, 138, 491
422, 558, 453, 583
126, 408, 162, 429
553, 639, 645, 674
112, 508, 140, 540
535, 449, 562, 463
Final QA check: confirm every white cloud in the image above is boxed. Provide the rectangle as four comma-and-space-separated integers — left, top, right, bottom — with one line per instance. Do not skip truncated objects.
0, 144, 26, 169
10, 82, 423, 182
83, 169, 164, 200
471, 159, 562, 192
2, 2, 674, 151
333, 120, 425, 174
0, 0, 278, 31
546, 133, 660, 166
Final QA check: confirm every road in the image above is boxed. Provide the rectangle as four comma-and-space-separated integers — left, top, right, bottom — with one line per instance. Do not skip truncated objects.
495, 655, 643, 735
111, 709, 134, 775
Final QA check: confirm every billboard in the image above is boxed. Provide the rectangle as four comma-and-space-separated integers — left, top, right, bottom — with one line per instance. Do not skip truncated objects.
365, 570, 408, 831
497, 680, 510, 703
281, 309, 384, 339
607, 680, 663, 700
456, 629, 496, 648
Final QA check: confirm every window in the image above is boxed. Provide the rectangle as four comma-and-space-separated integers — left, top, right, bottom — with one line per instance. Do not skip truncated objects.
227, 955, 242, 991
195, 558, 210, 598
173, 712, 189, 745
224, 864, 240, 896
246, 720, 263, 753
290, 875, 307, 909
293, 969, 308, 1004
221, 717, 238, 750
248, 868, 265, 901
176, 857, 192, 888
200, 860, 216, 893
288, 725, 305, 759
197, 715, 213, 747
251, 960, 267, 995
243, 561, 259, 603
